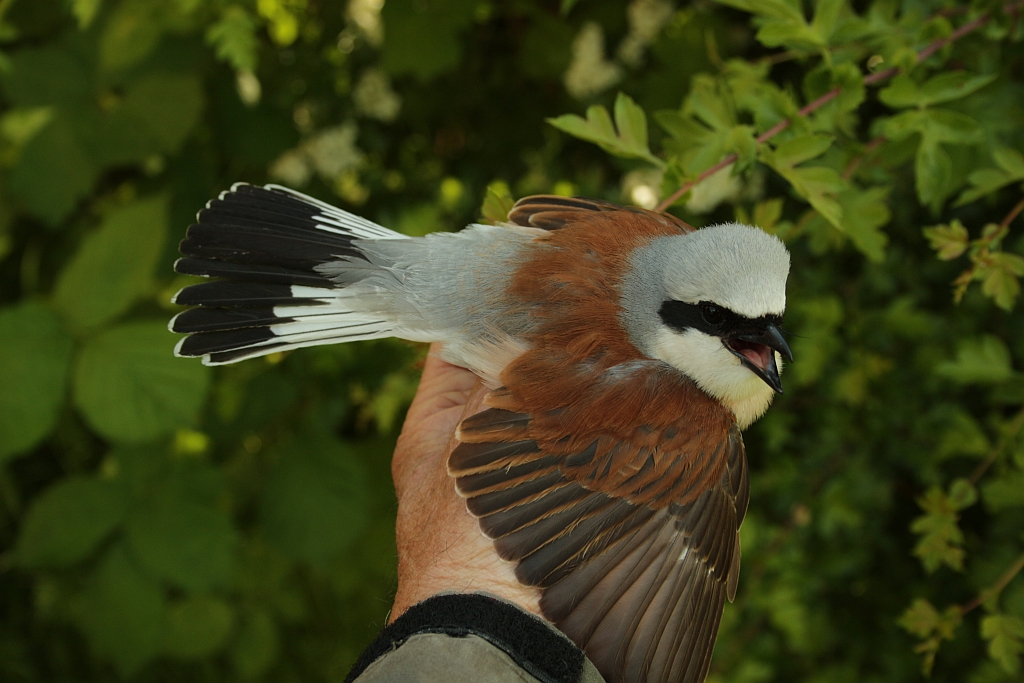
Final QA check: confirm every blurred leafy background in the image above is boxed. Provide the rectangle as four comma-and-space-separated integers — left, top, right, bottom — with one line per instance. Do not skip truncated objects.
0, 0, 1023, 681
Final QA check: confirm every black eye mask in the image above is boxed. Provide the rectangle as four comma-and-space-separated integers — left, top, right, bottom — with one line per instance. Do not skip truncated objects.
658, 300, 783, 338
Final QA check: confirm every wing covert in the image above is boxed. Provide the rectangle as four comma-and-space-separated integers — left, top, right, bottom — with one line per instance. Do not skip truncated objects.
507, 195, 694, 233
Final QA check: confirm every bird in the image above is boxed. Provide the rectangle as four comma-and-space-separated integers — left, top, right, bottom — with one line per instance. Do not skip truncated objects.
169, 183, 792, 683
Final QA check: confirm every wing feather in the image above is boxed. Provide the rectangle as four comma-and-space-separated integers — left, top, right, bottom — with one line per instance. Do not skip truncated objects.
506, 195, 694, 234
448, 383, 748, 683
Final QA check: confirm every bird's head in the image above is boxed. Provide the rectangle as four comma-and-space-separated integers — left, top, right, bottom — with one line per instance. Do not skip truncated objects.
620, 223, 792, 428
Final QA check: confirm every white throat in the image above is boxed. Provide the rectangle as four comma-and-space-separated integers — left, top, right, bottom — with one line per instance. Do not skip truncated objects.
652, 327, 779, 429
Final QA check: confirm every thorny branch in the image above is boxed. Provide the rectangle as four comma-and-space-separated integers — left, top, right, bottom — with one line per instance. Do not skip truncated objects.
655, 2, 1024, 213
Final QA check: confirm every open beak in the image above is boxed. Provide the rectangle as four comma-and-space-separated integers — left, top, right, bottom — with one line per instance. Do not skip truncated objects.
724, 324, 793, 394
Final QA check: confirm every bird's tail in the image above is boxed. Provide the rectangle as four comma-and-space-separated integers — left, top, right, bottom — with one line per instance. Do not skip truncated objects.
170, 183, 407, 365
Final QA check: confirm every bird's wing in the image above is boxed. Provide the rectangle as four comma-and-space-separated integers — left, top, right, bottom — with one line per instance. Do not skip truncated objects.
448, 363, 748, 683
507, 195, 694, 233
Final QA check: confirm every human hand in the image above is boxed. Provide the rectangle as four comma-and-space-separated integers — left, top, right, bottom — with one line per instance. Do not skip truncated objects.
389, 343, 542, 622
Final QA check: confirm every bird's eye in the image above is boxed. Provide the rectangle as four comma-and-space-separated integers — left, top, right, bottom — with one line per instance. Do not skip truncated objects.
701, 303, 723, 325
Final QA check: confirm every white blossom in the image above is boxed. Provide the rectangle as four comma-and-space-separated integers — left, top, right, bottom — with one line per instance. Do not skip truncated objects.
564, 22, 622, 100
347, 0, 384, 46
353, 68, 402, 122
268, 148, 313, 187
618, 0, 675, 67
303, 123, 365, 180
268, 122, 366, 187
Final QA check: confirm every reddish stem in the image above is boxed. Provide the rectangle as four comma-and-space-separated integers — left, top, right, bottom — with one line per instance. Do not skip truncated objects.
959, 551, 1024, 615
1001, 197, 1024, 228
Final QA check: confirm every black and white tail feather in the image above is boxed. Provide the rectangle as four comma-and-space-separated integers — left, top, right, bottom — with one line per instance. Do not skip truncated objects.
170, 183, 408, 365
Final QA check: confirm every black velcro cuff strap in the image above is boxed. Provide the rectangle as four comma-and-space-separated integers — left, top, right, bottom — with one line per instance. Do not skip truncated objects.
345, 593, 586, 683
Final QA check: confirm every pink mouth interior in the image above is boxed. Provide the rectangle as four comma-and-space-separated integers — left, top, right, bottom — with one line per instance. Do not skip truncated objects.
729, 339, 772, 371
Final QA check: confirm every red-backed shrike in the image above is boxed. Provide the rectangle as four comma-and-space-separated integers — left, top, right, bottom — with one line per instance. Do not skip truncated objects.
170, 184, 792, 683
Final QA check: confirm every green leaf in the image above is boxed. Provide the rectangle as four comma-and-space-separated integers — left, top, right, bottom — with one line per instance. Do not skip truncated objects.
948, 478, 977, 509
915, 137, 952, 212
899, 598, 943, 638
810, 0, 843, 45
262, 434, 370, 565
936, 336, 1014, 384
898, 598, 962, 676
981, 614, 1024, 674
982, 470, 1024, 511
715, 0, 803, 22
206, 7, 258, 72
955, 147, 1024, 206
7, 113, 98, 225
99, 0, 163, 72
936, 410, 990, 459
879, 72, 997, 109
836, 186, 891, 262
923, 220, 969, 260
686, 75, 735, 132
723, 59, 797, 132
981, 252, 1024, 311
614, 92, 654, 160
880, 109, 926, 141
878, 75, 922, 109
548, 93, 665, 169
15, 476, 126, 567
117, 73, 204, 156
52, 196, 168, 334
73, 321, 210, 442
164, 596, 235, 659
481, 181, 514, 224
779, 165, 845, 228
882, 108, 983, 146
0, 302, 74, 462
72, 544, 164, 676
910, 486, 970, 573
994, 146, 1024, 177
919, 72, 997, 106
127, 470, 235, 591
923, 109, 985, 145
760, 135, 844, 227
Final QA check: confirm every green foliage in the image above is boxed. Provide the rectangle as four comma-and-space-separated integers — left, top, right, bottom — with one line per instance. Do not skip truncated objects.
15, 476, 126, 567
1, 1, 1023, 682
206, 7, 258, 72
898, 598, 963, 676
0, 302, 74, 462
910, 479, 976, 573
260, 434, 369, 565
481, 180, 514, 224
52, 196, 168, 333
982, 613, 1024, 674
548, 92, 665, 169
73, 322, 210, 442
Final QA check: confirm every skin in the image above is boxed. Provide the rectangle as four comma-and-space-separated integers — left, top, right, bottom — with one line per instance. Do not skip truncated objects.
389, 343, 542, 622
